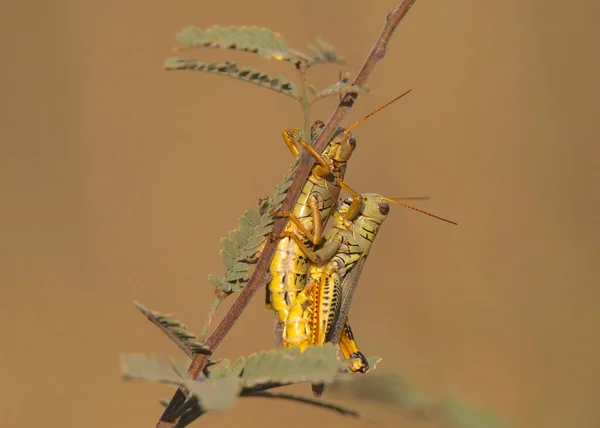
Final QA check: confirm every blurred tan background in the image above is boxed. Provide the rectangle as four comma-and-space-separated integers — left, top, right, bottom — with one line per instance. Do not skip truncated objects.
2, 0, 599, 427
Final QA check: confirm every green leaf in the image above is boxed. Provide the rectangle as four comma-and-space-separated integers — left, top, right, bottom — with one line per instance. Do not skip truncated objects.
231, 230, 247, 247
207, 273, 223, 288
230, 262, 250, 273
328, 372, 510, 428
165, 58, 299, 99
257, 196, 271, 216
225, 269, 249, 283
248, 390, 363, 417
174, 25, 312, 65
173, 26, 345, 67
121, 354, 240, 413
244, 208, 260, 226
121, 353, 182, 383
219, 237, 239, 258
209, 152, 298, 294
239, 344, 345, 387
306, 38, 346, 66
134, 301, 210, 359
123, 347, 371, 418
312, 72, 369, 102
240, 209, 259, 229
187, 377, 241, 413
220, 249, 234, 270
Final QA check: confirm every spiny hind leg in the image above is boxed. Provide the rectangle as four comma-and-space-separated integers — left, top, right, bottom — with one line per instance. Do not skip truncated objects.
338, 321, 369, 373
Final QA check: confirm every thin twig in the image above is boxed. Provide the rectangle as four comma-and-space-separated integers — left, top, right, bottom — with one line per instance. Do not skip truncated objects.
243, 390, 363, 417
297, 62, 312, 140
156, 2, 417, 426
198, 288, 229, 342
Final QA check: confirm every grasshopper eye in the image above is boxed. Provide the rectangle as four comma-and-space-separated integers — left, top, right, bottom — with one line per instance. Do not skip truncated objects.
348, 136, 356, 150
377, 201, 389, 215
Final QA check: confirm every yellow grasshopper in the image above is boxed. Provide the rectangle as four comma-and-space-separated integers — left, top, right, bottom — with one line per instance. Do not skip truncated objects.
279, 193, 457, 395
265, 92, 412, 325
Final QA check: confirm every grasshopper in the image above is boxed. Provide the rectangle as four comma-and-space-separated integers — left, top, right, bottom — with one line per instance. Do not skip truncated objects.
279, 193, 457, 394
264, 92, 412, 325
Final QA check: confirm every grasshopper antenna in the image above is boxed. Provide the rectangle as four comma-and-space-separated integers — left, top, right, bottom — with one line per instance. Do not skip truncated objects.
343, 89, 412, 135
383, 197, 458, 225
391, 197, 430, 200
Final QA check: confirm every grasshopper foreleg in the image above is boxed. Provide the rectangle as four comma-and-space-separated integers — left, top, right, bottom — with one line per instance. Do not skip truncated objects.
281, 129, 302, 157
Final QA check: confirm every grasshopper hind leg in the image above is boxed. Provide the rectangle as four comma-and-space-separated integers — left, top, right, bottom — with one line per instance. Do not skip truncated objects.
339, 322, 369, 373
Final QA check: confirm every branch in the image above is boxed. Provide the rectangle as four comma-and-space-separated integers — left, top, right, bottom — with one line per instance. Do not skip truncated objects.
156, 2, 417, 426
243, 391, 363, 418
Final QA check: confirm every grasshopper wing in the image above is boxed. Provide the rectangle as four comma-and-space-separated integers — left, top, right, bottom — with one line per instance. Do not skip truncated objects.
312, 255, 367, 397
328, 255, 367, 344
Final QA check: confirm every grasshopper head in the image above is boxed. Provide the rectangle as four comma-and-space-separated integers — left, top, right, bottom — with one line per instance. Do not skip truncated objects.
328, 129, 357, 164
311, 90, 413, 175
358, 193, 390, 223
317, 125, 357, 167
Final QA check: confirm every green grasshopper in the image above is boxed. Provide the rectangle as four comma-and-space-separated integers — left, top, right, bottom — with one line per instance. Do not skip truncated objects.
280, 193, 457, 396
264, 92, 412, 325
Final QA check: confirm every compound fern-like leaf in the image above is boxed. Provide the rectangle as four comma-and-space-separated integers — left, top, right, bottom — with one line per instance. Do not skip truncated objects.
209, 121, 335, 294
134, 301, 211, 358
175, 25, 309, 64
165, 58, 299, 99
312, 71, 369, 103
121, 345, 366, 417
174, 26, 344, 68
